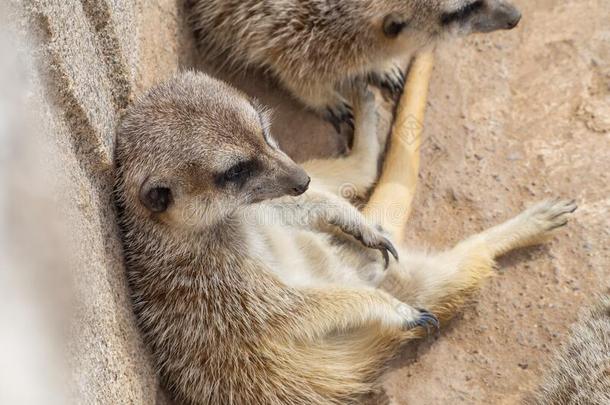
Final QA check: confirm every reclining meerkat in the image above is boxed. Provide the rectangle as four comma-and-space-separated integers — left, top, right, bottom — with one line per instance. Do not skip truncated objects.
525, 295, 610, 405
190, 0, 521, 129
115, 72, 576, 405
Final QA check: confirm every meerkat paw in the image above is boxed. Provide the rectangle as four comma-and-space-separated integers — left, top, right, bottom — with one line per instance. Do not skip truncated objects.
396, 304, 439, 332
324, 96, 354, 133
353, 224, 399, 269
519, 198, 578, 234
334, 220, 399, 268
471, 198, 577, 257
498, 198, 578, 251
368, 64, 406, 98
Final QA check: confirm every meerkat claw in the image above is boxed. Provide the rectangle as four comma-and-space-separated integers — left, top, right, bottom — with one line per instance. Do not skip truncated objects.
549, 219, 569, 230
371, 236, 399, 269
380, 249, 390, 269
325, 107, 341, 133
369, 65, 406, 97
413, 309, 440, 333
352, 231, 399, 268
523, 198, 578, 233
325, 101, 355, 133
382, 237, 400, 264
551, 200, 578, 219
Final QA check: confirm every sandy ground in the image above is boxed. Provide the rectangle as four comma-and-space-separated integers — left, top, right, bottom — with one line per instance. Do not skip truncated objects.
151, 0, 608, 403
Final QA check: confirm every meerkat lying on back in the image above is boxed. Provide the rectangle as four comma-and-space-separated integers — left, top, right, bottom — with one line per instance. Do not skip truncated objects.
115, 72, 575, 404
190, 0, 521, 129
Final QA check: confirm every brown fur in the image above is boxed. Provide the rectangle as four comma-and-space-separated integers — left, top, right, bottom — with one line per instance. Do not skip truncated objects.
115, 72, 575, 405
525, 295, 610, 405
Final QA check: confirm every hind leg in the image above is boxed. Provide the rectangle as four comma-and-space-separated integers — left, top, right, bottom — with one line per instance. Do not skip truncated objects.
303, 88, 385, 199
380, 199, 577, 324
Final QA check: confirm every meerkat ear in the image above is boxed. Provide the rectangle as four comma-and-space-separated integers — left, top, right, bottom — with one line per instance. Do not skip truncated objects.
139, 178, 173, 213
383, 13, 408, 38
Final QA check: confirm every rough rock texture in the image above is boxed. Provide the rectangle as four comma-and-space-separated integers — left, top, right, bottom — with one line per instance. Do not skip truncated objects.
11, 0, 194, 403
9, 0, 608, 403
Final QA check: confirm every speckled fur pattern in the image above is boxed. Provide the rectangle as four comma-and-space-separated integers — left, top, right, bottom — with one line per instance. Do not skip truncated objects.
114, 72, 574, 404
189, 0, 521, 121
524, 295, 610, 405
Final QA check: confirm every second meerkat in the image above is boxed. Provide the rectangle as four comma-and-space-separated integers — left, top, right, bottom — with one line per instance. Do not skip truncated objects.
115, 72, 576, 405
190, 0, 521, 128
524, 295, 610, 405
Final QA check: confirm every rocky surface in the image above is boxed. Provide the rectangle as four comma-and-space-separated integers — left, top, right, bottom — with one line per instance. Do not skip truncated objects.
10, 0, 194, 403
8, 0, 608, 403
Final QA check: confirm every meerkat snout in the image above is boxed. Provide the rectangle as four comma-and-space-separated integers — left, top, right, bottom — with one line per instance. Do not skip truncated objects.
248, 162, 310, 202
290, 174, 311, 196
466, 0, 521, 32
440, 0, 521, 34
382, 0, 522, 41
500, 4, 522, 29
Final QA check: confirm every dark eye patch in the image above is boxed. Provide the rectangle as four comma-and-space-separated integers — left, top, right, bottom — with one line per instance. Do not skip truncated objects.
440, 0, 484, 25
215, 159, 261, 188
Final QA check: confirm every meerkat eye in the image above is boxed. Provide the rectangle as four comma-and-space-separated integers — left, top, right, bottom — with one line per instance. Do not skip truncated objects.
383, 13, 409, 38
216, 159, 260, 187
225, 163, 248, 180
141, 186, 173, 213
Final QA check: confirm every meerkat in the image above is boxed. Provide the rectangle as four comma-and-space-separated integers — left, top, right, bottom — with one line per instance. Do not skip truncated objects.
524, 295, 610, 405
114, 71, 576, 405
190, 0, 521, 130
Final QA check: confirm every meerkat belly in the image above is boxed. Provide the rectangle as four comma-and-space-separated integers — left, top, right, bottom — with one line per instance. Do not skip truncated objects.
245, 224, 377, 289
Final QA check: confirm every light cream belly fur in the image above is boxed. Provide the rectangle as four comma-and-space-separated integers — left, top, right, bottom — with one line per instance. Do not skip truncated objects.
245, 222, 386, 289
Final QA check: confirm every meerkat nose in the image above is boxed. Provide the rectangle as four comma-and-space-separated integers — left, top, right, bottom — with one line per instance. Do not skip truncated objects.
292, 176, 311, 195
503, 6, 522, 29
506, 11, 521, 29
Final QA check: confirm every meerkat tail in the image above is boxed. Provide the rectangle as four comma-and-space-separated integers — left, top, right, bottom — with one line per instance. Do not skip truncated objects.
363, 51, 435, 244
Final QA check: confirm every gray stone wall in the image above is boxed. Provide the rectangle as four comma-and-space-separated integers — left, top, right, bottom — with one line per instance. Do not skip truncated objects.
4, 1, 195, 403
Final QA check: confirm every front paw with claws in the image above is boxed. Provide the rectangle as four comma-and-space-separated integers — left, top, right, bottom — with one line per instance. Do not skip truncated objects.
397, 305, 439, 333
368, 65, 406, 98
325, 101, 354, 133
395, 304, 439, 333
330, 218, 399, 268
411, 308, 440, 333
351, 224, 399, 269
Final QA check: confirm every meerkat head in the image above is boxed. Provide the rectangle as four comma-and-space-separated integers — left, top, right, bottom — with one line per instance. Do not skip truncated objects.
115, 72, 310, 230
381, 0, 521, 49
